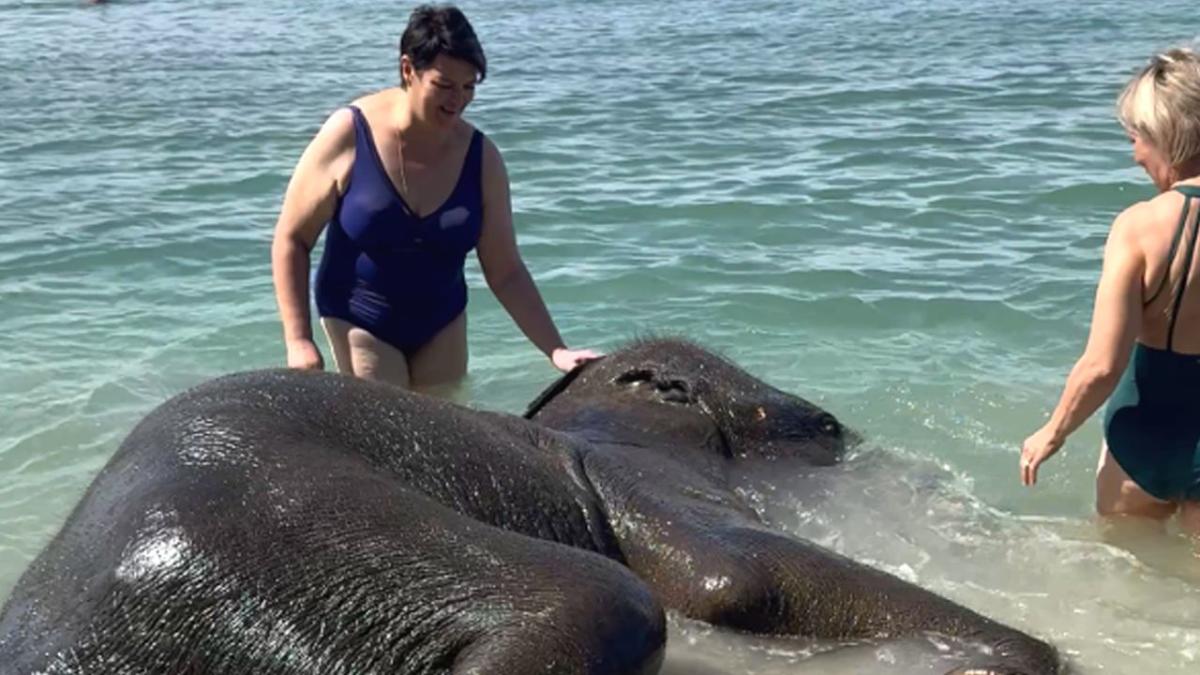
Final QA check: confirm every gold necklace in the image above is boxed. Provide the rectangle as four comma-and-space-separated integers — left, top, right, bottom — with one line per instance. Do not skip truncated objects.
396, 129, 411, 206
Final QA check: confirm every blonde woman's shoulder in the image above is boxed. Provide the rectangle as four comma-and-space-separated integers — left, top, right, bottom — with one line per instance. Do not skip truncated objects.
1118, 189, 1187, 225
1109, 190, 1191, 261
1148, 187, 1192, 219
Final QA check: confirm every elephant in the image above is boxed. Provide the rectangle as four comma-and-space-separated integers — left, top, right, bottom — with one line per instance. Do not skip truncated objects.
0, 338, 1060, 675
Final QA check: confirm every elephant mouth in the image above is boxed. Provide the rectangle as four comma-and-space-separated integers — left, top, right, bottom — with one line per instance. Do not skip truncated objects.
741, 437, 845, 465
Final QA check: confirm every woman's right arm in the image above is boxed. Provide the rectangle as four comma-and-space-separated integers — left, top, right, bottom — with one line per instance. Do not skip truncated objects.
271, 109, 356, 369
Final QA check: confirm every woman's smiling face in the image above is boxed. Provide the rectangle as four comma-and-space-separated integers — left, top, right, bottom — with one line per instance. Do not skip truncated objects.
403, 54, 478, 128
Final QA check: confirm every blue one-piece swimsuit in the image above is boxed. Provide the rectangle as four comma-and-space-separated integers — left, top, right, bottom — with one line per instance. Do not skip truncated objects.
1104, 185, 1200, 501
315, 106, 484, 356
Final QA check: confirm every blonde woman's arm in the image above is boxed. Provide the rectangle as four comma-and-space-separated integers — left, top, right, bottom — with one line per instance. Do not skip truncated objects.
1020, 205, 1146, 485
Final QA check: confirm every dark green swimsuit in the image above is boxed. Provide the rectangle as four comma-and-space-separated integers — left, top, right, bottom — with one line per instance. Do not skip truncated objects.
1104, 185, 1200, 501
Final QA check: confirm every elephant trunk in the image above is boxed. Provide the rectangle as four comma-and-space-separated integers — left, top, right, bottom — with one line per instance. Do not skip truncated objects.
689, 527, 1062, 675
775, 551, 1061, 674
932, 623, 1060, 675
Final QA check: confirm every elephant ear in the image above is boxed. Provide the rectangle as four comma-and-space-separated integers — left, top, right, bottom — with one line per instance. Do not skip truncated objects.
612, 366, 696, 405
523, 356, 605, 419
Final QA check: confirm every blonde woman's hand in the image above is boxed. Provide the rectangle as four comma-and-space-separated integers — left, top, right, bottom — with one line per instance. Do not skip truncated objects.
1020, 425, 1063, 486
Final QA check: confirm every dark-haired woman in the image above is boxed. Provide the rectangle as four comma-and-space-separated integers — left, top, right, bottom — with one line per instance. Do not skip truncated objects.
272, 4, 598, 392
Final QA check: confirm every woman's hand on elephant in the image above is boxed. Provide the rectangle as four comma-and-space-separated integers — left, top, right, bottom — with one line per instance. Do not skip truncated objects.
551, 347, 602, 372
286, 339, 325, 371
1020, 425, 1063, 487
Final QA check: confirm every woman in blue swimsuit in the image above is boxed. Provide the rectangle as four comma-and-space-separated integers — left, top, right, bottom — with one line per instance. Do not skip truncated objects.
1021, 48, 1200, 536
271, 5, 598, 391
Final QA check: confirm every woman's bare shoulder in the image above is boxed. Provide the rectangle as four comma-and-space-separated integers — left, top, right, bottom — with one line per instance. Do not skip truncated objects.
1117, 190, 1187, 229
1106, 190, 1191, 262
318, 107, 356, 138
348, 89, 401, 122
297, 108, 355, 168
311, 91, 395, 157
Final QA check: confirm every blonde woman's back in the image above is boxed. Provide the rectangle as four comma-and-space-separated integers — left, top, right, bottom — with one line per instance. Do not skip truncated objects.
1133, 182, 1200, 354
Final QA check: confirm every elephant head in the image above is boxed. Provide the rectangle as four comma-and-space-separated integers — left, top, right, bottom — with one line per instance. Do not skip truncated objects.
526, 339, 1059, 675
526, 338, 849, 466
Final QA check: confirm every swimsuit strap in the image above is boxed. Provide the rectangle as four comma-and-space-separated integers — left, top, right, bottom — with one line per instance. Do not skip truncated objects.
1145, 189, 1195, 306
1167, 189, 1200, 351
345, 105, 371, 149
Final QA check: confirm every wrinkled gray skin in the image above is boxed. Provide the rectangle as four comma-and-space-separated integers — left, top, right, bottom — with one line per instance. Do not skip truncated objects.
0, 339, 1059, 675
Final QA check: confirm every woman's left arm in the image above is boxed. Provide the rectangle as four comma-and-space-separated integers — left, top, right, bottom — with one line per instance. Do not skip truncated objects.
476, 138, 600, 371
1021, 207, 1145, 485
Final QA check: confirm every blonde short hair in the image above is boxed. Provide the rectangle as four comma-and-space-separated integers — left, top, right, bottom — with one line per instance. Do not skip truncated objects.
1117, 47, 1200, 168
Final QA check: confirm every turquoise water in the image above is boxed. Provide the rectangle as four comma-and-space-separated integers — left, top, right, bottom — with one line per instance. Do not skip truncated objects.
2, 0, 1199, 672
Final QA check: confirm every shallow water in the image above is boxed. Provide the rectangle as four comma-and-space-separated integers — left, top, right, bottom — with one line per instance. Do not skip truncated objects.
2, 0, 1199, 672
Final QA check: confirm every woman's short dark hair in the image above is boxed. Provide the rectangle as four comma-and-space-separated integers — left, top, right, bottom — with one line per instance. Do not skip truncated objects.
399, 4, 487, 88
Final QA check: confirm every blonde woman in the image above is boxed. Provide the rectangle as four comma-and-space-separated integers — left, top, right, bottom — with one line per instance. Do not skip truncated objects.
1021, 48, 1200, 535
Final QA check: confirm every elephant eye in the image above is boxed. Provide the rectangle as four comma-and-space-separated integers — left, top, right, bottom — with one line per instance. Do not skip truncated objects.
817, 414, 840, 435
